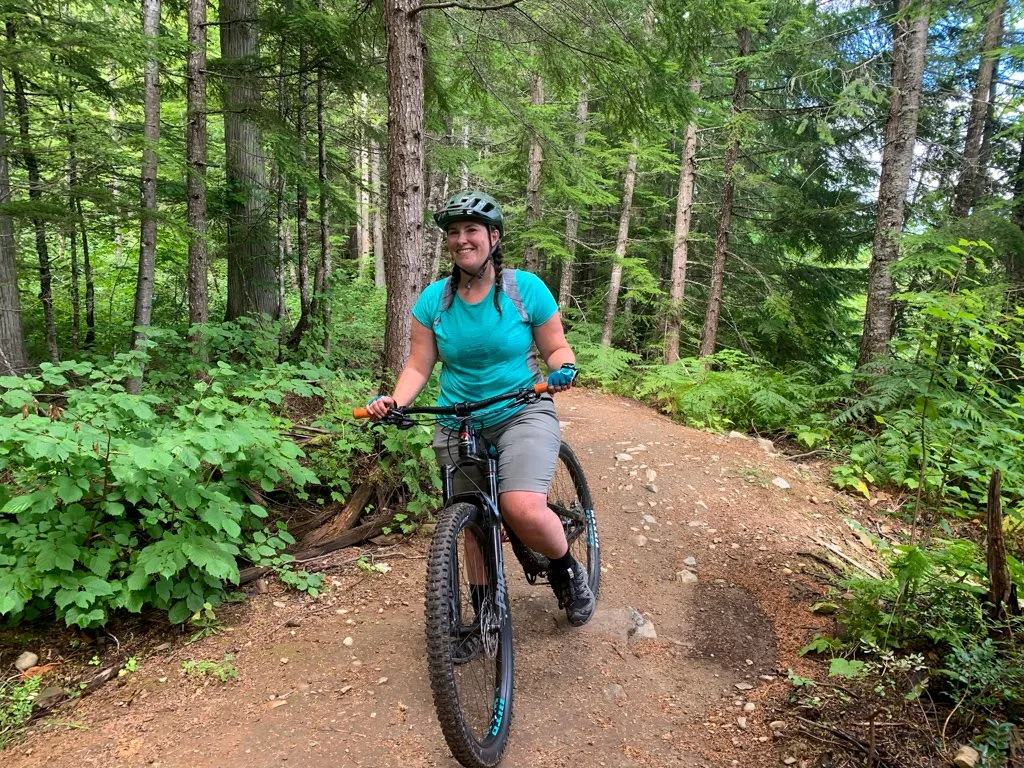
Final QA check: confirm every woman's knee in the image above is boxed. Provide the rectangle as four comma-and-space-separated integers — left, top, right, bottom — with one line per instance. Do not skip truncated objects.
500, 491, 548, 524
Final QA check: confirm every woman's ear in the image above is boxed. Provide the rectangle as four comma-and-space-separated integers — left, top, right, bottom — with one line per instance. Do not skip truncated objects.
490, 228, 501, 246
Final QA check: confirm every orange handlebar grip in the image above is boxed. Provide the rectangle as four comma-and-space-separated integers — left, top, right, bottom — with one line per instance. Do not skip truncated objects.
352, 407, 370, 419
533, 382, 549, 394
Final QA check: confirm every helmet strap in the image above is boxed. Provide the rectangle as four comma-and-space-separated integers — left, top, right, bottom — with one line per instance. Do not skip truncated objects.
464, 239, 500, 290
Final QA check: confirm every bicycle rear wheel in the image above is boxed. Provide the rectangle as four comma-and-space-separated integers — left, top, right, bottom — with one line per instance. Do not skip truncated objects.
425, 502, 514, 768
547, 442, 600, 596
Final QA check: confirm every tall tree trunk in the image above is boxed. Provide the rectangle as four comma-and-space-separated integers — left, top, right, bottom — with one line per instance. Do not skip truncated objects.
108, 100, 123, 302
1013, 137, 1024, 231
952, 0, 1004, 218
65, 97, 81, 355
382, 0, 426, 377
187, 0, 209, 341
371, 136, 385, 289
361, 95, 379, 287
275, 40, 289, 325
0, 70, 29, 375
459, 122, 470, 189
857, 1, 929, 367
77, 196, 94, 348
6, 22, 58, 363
700, 30, 750, 359
522, 73, 544, 273
128, 0, 161, 394
558, 89, 588, 309
600, 146, 638, 346
221, 0, 277, 320
316, 37, 331, 353
296, 45, 311, 316
665, 78, 701, 364
977, 70, 999, 200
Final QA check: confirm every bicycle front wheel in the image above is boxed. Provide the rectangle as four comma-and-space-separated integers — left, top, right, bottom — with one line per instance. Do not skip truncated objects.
425, 502, 514, 768
547, 442, 600, 597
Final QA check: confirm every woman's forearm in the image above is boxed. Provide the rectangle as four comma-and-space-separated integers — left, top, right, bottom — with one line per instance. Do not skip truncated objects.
391, 366, 431, 407
544, 345, 575, 371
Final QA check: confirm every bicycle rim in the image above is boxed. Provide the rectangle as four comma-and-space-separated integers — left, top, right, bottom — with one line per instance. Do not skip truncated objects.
547, 442, 601, 596
425, 502, 514, 768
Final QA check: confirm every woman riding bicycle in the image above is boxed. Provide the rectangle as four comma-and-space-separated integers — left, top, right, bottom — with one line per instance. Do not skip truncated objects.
365, 190, 595, 627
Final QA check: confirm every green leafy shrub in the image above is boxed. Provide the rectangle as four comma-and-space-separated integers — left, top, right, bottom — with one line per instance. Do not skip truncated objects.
0, 675, 40, 750
636, 350, 824, 432
0, 344, 326, 628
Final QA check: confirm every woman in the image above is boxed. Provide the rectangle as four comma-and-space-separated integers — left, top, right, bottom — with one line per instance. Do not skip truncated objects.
365, 190, 594, 627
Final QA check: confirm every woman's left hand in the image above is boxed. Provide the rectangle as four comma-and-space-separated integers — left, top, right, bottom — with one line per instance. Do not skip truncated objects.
546, 363, 578, 393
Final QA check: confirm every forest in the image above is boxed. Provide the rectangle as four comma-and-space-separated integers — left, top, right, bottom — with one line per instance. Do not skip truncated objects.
0, 0, 1022, 762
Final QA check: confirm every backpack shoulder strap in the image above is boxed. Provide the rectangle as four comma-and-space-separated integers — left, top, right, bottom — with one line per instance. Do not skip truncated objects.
501, 269, 530, 323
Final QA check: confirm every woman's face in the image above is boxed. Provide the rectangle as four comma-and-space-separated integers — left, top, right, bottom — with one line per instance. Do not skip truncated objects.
446, 220, 499, 275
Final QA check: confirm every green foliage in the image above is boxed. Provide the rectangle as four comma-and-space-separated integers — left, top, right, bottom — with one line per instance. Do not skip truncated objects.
635, 350, 823, 432
0, 332, 328, 628
180, 654, 239, 683
803, 536, 1023, 760
0, 675, 41, 750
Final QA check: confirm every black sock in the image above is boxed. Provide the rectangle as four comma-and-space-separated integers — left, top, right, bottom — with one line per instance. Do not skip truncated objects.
551, 549, 576, 574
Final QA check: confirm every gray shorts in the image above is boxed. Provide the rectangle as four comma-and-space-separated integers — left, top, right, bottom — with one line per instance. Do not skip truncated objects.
432, 397, 561, 495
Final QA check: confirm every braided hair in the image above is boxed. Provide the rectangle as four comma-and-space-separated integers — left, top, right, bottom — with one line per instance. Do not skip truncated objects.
447, 229, 505, 315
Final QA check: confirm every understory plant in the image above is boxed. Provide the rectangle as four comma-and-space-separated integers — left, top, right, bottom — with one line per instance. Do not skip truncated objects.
0, 328, 331, 628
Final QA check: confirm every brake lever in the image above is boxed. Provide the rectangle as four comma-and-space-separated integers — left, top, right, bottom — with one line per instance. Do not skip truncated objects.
380, 408, 417, 430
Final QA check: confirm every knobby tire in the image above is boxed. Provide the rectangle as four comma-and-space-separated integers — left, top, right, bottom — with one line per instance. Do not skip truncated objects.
425, 502, 514, 768
549, 441, 601, 597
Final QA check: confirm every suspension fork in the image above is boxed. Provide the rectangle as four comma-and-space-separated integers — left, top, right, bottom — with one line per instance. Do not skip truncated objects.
482, 455, 509, 622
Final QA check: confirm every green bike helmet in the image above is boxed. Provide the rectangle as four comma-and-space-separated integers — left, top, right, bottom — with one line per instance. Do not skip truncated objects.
434, 190, 504, 235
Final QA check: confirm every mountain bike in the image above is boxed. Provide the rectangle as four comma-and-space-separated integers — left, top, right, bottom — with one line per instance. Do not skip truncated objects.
354, 383, 599, 767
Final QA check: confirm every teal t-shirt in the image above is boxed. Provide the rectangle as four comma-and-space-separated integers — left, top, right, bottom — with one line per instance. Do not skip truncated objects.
412, 270, 559, 427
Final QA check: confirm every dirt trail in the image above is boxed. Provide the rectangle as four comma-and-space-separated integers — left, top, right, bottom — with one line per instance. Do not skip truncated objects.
7, 388, 867, 768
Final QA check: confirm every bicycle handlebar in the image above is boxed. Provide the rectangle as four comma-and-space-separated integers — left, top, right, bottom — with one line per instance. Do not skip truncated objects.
352, 382, 549, 420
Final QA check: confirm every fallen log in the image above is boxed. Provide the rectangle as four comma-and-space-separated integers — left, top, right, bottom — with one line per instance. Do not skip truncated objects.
300, 475, 378, 548
238, 514, 390, 586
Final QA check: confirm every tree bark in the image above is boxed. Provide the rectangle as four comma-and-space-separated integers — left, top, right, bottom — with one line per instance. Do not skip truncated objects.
600, 146, 638, 347
77, 195, 94, 348
1013, 136, 1024, 232
985, 471, 1016, 621
857, 2, 929, 367
6, 22, 58, 364
700, 31, 750, 359
296, 45, 311, 316
221, 0, 277, 320
522, 73, 544, 273
275, 40, 289, 325
127, 0, 161, 394
382, 0, 426, 378
665, 78, 700, 364
65, 98, 81, 356
0, 70, 30, 375
371, 136, 385, 289
558, 89, 588, 309
459, 121, 470, 189
186, 0, 209, 340
952, 0, 1004, 218
315, 30, 331, 353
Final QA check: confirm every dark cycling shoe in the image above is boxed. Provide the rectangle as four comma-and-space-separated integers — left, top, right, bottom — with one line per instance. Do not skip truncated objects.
549, 564, 595, 627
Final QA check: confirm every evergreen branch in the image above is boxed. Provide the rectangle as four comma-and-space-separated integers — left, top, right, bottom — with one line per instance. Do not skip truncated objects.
413, 0, 523, 15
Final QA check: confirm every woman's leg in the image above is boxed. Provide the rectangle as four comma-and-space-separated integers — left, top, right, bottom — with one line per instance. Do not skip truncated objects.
499, 491, 568, 558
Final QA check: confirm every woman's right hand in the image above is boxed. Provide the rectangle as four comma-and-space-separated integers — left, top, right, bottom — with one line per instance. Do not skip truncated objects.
366, 395, 397, 420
